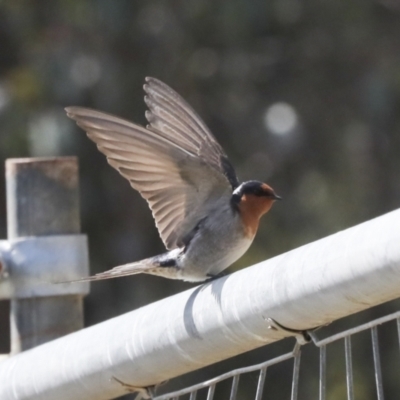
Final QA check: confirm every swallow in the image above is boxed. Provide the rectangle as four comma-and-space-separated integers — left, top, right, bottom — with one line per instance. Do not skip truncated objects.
65, 77, 281, 283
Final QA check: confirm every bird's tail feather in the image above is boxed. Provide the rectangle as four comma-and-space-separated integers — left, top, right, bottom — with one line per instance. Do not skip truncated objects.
55, 259, 154, 284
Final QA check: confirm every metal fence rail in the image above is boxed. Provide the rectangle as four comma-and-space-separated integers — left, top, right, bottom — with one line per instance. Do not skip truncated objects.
155, 309, 400, 400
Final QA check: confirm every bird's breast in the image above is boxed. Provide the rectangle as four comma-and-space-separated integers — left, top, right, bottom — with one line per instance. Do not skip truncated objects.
238, 194, 274, 238
180, 205, 254, 278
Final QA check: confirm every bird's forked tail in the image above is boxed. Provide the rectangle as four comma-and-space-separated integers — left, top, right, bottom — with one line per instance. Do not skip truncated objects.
55, 258, 156, 284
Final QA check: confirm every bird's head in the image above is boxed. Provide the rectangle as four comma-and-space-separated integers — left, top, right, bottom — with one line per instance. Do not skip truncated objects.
232, 180, 281, 204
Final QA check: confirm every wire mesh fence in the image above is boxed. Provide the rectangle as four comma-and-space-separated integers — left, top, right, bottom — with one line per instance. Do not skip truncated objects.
153, 304, 400, 400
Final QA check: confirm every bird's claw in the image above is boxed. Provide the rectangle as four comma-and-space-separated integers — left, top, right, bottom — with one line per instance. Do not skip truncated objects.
206, 271, 227, 281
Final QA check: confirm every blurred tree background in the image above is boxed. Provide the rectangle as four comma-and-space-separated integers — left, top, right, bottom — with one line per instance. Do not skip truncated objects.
0, 1, 400, 399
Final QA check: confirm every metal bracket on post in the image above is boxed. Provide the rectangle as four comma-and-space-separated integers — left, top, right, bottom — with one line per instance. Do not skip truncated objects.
0, 234, 89, 300
4, 157, 89, 354
265, 317, 312, 345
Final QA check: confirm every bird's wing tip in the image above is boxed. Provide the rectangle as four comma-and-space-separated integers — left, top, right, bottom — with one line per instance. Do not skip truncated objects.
64, 106, 75, 116
65, 106, 110, 121
144, 77, 165, 90
143, 77, 156, 92
64, 106, 86, 118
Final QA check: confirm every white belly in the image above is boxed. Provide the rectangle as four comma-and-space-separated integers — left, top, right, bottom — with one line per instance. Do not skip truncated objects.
174, 200, 258, 282
209, 236, 253, 274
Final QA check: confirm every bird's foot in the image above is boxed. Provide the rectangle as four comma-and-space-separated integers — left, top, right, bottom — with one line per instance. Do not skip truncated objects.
206, 271, 227, 281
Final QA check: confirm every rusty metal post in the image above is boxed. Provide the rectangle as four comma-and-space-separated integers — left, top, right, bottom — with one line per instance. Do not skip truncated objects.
6, 157, 85, 353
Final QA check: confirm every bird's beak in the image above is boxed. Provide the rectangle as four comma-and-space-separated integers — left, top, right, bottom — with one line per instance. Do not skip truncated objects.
273, 194, 282, 201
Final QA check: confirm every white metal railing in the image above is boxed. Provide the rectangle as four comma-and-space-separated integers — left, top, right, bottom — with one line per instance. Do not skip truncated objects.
1, 207, 400, 400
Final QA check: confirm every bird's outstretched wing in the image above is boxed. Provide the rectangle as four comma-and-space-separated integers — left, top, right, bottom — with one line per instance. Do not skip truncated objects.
66, 77, 239, 249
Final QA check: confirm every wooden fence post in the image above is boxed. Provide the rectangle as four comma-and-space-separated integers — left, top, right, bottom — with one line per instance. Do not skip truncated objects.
6, 157, 84, 353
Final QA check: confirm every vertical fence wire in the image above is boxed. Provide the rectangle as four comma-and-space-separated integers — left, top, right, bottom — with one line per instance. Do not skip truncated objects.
189, 392, 197, 400
396, 318, 400, 354
291, 352, 301, 400
344, 336, 354, 400
255, 368, 267, 400
229, 375, 239, 400
206, 385, 216, 400
319, 345, 326, 400
371, 327, 384, 400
